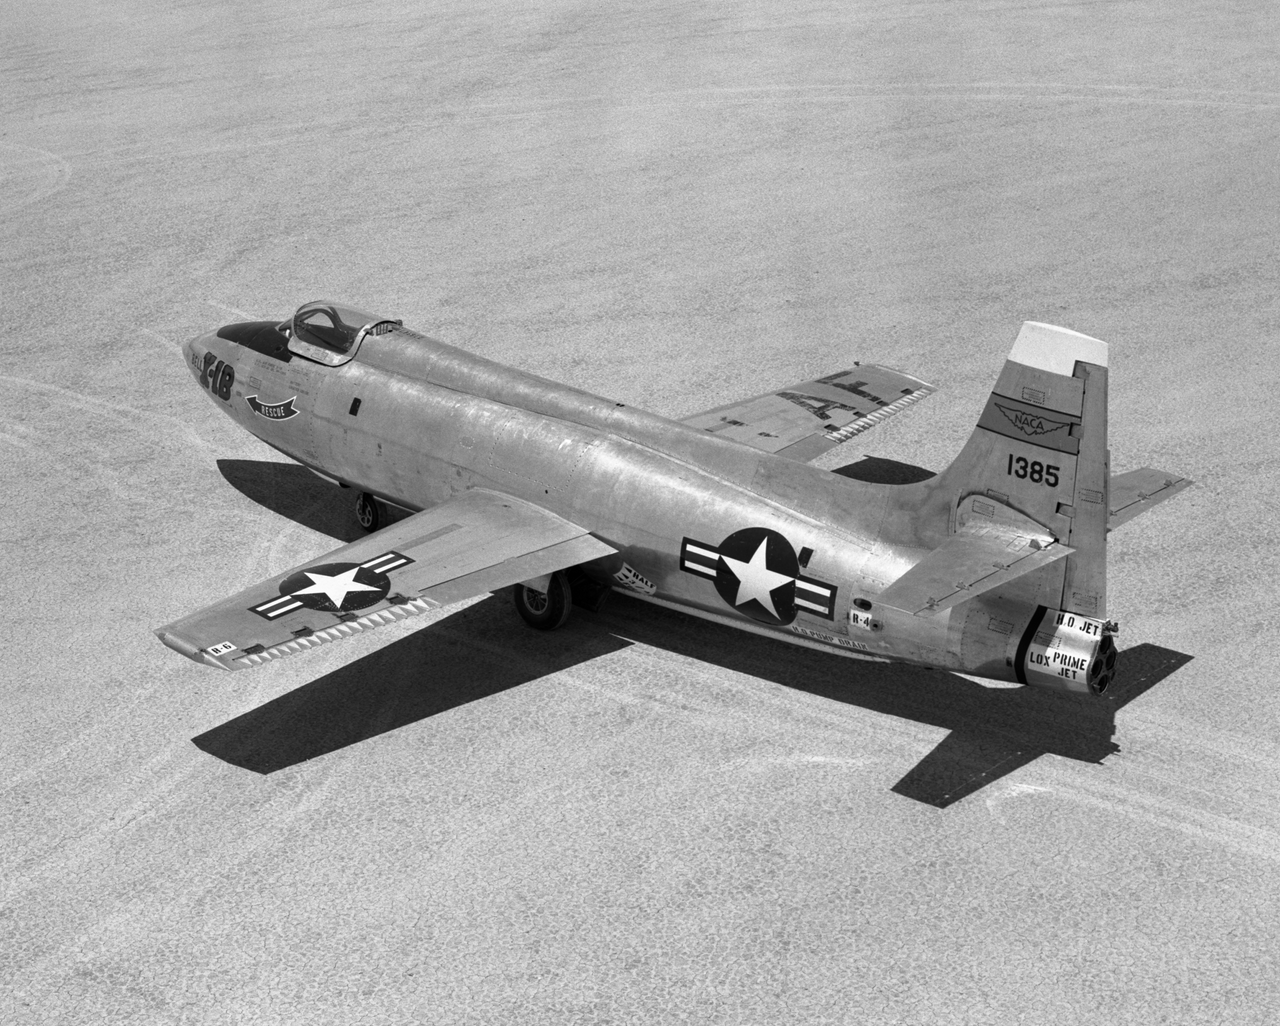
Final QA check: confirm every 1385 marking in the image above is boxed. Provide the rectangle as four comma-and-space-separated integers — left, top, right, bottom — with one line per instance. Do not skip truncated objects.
1007, 455, 1059, 487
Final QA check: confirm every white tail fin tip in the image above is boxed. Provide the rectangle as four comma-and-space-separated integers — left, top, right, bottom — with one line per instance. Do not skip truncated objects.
1009, 322, 1109, 376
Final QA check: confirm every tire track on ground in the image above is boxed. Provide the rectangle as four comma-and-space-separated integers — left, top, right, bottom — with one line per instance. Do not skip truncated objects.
0, 143, 71, 218
45, 80, 1280, 170
0, 377, 208, 452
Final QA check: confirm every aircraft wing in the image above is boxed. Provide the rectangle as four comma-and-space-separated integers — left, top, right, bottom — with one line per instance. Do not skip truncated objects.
155, 489, 616, 670
1109, 468, 1192, 531
681, 365, 936, 463
876, 527, 1075, 617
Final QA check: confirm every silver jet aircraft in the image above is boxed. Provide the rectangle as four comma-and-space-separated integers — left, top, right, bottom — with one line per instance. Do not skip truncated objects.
158, 302, 1189, 696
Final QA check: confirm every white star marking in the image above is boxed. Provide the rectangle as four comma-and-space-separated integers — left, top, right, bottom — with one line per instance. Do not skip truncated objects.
720, 539, 793, 619
291, 566, 382, 608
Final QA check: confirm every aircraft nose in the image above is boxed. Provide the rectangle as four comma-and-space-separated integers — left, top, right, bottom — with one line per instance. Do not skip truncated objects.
182, 330, 220, 385
181, 335, 200, 373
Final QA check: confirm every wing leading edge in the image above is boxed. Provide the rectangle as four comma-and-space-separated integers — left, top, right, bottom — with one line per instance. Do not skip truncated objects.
156, 489, 616, 670
682, 364, 936, 463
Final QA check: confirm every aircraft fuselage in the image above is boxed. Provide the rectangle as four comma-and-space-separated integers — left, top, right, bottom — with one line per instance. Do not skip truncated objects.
182, 314, 1099, 689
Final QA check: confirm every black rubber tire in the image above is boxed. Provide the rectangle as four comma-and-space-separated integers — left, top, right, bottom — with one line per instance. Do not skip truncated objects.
513, 570, 573, 630
355, 492, 382, 533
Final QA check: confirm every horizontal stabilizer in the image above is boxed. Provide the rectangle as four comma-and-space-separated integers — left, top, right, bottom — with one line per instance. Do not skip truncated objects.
1109, 469, 1192, 532
877, 527, 1074, 617
682, 364, 935, 463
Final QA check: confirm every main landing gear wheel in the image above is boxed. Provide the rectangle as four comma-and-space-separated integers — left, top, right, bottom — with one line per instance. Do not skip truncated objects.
513, 570, 573, 630
355, 492, 382, 533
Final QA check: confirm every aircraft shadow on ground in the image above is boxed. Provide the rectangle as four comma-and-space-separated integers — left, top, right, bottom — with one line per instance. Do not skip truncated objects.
217, 458, 366, 543
197, 459, 1193, 807
832, 455, 936, 485
192, 598, 635, 774
596, 598, 1192, 807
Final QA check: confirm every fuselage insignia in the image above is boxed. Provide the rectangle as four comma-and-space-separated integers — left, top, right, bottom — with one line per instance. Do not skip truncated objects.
681, 528, 837, 625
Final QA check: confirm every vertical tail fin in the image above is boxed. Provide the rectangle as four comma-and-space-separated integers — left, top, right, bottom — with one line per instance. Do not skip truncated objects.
934, 322, 1110, 617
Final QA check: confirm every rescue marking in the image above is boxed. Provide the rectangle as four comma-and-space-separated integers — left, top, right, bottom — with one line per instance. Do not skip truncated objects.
246, 394, 299, 420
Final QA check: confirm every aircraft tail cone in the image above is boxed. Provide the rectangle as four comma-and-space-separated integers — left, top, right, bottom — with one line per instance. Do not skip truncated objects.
1015, 606, 1116, 696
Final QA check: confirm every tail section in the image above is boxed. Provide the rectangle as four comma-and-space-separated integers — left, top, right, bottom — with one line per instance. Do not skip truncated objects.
934, 321, 1110, 618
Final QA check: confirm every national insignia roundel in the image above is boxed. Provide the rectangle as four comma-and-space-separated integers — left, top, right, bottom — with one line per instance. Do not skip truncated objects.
680, 529, 838, 626
277, 562, 391, 613
713, 527, 800, 625
249, 550, 415, 621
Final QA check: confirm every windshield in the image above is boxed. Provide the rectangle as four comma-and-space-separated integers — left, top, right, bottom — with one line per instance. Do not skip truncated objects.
294, 303, 371, 353
288, 301, 401, 366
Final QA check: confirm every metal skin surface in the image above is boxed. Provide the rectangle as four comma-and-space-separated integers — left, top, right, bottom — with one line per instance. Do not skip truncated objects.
174, 305, 1187, 695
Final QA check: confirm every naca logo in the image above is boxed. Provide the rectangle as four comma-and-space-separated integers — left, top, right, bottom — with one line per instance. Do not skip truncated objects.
994, 402, 1070, 438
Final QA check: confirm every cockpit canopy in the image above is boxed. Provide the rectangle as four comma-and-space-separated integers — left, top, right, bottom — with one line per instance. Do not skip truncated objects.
283, 301, 402, 366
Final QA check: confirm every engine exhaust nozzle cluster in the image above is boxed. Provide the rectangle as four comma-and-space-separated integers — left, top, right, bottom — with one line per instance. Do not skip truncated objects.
1020, 609, 1118, 696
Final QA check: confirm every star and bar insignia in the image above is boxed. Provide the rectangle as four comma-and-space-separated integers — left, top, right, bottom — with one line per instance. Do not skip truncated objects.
250, 550, 414, 619
680, 527, 837, 626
